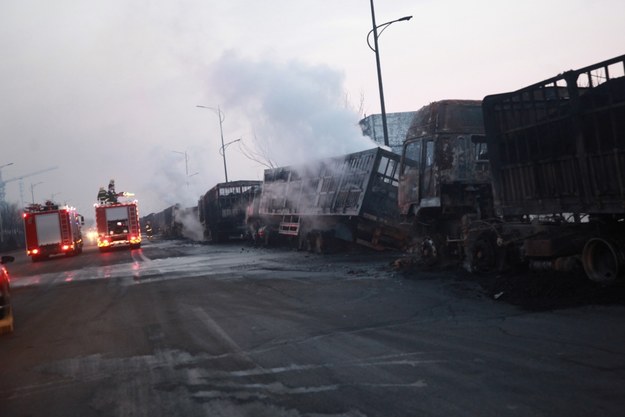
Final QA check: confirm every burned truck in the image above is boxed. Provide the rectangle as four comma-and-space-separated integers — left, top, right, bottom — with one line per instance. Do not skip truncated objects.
399, 55, 625, 283
251, 147, 408, 252
398, 99, 494, 264
474, 54, 625, 282
198, 180, 261, 242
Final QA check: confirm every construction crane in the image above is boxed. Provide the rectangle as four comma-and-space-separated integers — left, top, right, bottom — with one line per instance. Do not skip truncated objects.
0, 162, 15, 203
0, 166, 59, 205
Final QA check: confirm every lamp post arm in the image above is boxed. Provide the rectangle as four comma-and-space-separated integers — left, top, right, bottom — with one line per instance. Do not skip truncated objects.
367, 16, 413, 52
367, 0, 412, 148
197, 104, 229, 183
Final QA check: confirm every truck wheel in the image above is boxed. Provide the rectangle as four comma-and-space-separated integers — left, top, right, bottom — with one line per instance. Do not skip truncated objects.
468, 232, 504, 274
419, 235, 444, 267
313, 231, 326, 254
31, 254, 47, 262
582, 238, 624, 284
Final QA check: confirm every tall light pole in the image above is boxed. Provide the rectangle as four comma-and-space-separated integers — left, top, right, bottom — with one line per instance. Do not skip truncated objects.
172, 150, 198, 187
196, 105, 229, 183
219, 138, 241, 180
30, 181, 43, 204
368, 0, 412, 147
172, 150, 189, 186
0, 162, 14, 172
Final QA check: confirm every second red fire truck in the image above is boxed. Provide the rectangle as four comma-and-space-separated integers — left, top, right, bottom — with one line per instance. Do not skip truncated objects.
23, 202, 85, 262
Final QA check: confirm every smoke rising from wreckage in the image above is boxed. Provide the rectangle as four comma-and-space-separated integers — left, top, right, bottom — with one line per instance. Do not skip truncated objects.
142, 54, 625, 297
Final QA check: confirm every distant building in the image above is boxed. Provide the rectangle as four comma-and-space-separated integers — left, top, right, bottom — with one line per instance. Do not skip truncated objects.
359, 111, 416, 155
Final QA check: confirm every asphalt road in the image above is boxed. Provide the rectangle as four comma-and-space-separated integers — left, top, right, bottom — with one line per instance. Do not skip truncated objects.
1, 239, 624, 417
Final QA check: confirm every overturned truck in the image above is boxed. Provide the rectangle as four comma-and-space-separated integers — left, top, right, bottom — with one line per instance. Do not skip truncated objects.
251, 147, 408, 252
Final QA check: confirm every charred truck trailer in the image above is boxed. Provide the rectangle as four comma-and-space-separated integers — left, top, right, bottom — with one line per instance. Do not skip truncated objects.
252, 147, 407, 252
198, 180, 261, 242
23, 203, 84, 262
95, 201, 141, 251
399, 55, 625, 283
475, 54, 625, 283
144, 205, 179, 238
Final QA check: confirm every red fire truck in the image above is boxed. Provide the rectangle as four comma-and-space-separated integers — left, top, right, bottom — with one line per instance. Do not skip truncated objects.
95, 201, 141, 252
23, 202, 85, 262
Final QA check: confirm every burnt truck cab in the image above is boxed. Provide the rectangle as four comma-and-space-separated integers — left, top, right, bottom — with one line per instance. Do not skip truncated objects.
398, 100, 494, 262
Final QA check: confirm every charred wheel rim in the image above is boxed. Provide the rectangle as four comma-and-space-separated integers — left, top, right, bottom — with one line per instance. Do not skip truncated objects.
582, 238, 624, 284
470, 232, 501, 273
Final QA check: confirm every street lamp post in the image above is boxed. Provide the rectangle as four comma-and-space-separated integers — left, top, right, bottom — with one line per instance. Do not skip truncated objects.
196, 105, 230, 183
0, 162, 14, 171
219, 138, 241, 179
172, 150, 189, 186
172, 150, 198, 187
368, 0, 412, 147
30, 181, 43, 204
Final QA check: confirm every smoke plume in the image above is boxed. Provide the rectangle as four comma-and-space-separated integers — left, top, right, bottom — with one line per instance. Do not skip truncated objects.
206, 51, 377, 167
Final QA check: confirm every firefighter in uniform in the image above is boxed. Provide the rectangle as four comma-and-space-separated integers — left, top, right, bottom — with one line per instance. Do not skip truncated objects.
108, 179, 118, 203
97, 187, 108, 203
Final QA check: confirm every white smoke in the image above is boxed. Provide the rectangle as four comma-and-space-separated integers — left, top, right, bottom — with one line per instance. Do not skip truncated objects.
205, 51, 377, 167
174, 207, 204, 241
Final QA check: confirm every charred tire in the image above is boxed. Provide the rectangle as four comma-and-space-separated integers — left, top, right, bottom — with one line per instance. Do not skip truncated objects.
419, 235, 444, 267
298, 233, 312, 252
468, 232, 505, 274
31, 254, 48, 262
582, 238, 625, 284
313, 231, 325, 254
262, 228, 272, 247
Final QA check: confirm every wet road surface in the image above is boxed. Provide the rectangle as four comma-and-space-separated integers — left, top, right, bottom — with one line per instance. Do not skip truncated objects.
1, 239, 624, 416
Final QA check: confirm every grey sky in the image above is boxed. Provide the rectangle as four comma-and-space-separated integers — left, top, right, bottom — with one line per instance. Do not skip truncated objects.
1, 0, 624, 219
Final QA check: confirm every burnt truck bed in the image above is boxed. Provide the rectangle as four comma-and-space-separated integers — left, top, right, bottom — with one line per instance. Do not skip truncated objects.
258, 147, 407, 250
198, 180, 261, 242
482, 54, 625, 217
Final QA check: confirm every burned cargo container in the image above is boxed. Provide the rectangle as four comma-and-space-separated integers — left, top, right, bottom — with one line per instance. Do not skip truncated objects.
198, 180, 261, 242
476, 54, 625, 282
253, 147, 407, 252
